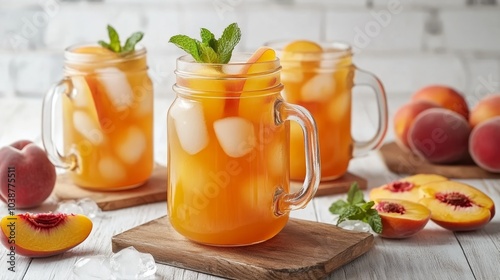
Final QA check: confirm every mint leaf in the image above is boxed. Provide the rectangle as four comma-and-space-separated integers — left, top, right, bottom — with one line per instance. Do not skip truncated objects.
200, 28, 218, 51
347, 182, 365, 205
217, 23, 241, 64
123, 31, 144, 53
107, 25, 121, 53
329, 183, 382, 233
197, 42, 219, 63
169, 35, 202, 62
169, 23, 241, 64
329, 200, 348, 214
99, 25, 145, 55
366, 210, 383, 234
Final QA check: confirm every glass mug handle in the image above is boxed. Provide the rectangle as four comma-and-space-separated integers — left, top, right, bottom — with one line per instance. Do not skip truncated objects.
274, 100, 321, 216
42, 78, 77, 170
351, 68, 388, 157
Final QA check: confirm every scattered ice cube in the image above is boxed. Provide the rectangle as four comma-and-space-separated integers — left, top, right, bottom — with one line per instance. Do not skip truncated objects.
96, 67, 133, 109
338, 220, 371, 232
71, 76, 92, 108
73, 110, 103, 145
56, 200, 83, 215
77, 198, 101, 219
110, 246, 157, 279
213, 117, 256, 158
300, 74, 335, 102
73, 255, 115, 280
98, 157, 126, 182
170, 99, 209, 155
116, 126, 147, 164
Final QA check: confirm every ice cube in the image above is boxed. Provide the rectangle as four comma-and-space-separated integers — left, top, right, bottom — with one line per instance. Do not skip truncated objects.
213, 117, 256, 158
300, 74, 335, 102
116, 126, 147, 164
73, 256, 115, 280
170, 100, 209, 155
338, 220, 371, 232
96, 67, 133, 109
98, 157, 126, 182
56, 200, 84, 215
77, 198, 101, 219
73, 111, 103, 145
71, 76, 92, 108
110, 246, 157, 279
327, 91, 350, 122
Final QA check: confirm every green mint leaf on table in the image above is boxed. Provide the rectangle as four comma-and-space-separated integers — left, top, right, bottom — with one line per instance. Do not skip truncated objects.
328, 183, 383, 234
98, 24, 144, 55
168, 23, 241, 64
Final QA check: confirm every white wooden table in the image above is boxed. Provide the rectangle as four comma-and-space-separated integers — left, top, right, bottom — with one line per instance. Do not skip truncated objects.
0, 96, 499, 280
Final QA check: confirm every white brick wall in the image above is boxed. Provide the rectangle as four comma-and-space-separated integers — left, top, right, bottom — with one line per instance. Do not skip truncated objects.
0, 0, 499, 100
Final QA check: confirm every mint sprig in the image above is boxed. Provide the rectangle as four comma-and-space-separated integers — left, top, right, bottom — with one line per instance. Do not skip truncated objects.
98, 25, 144, 54
329, 183, 382, 234
169, 23, 241, 64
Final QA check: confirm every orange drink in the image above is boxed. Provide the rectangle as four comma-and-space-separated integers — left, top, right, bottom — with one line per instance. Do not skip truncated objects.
268, 40, 388, 181
42, 44, 154, 190
167, 50, 320, 246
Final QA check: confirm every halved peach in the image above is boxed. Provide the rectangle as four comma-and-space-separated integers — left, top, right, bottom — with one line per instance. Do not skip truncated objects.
419, 181, 495, 231
1, 213, 93, 257
369, 174, 448, 203
375, 198, 431, 239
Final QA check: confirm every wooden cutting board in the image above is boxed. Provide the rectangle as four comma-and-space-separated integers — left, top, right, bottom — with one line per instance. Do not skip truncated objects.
291, 172, 367, 196
54, 165, 167, 211
112, 216, 374, 280
379, 142, 500, 179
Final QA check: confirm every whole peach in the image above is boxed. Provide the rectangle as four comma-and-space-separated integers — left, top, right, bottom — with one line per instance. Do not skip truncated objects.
412, 85, 469, 120
469, 94, 500, 128
408, 108, 471, 164
469, 116, 500, 173
393, 100, 439, 150
0, 140, 56, 208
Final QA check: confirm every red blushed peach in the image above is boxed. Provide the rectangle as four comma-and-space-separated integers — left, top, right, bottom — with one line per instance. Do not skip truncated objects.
408, 108, 471, 164
469, 94, 500, 128
370, 174, 448, 203
0, 140, 56, 209
412, 85, 469, 120
419, 181, 495, 231
469, 116, 500, 173
393, 100, 439, 150
1, 213, 92, 258
374, 199, 431, 239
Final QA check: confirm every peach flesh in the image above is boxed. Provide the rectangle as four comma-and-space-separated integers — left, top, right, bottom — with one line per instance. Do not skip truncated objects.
375, 199, 431, 239
419, 181, 495, 231
0, 213, 93, 258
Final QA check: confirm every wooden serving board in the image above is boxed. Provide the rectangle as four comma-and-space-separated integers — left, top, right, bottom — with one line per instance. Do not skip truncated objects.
291, 172, 367, 196
54, 165, 167, 211
379, 142, 500, 179
112, 216, 374, 280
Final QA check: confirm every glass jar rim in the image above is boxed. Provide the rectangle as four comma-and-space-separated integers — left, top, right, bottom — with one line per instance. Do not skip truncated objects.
64, 43, 147, 64
265, 40, 352, 61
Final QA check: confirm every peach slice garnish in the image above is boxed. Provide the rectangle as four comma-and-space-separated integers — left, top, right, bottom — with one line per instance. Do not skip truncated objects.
369, 174, 448, 203
223, 47, 278, 117
375, 198, 431, 239
1, 213, 93, 257
419, 181, 495, 231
